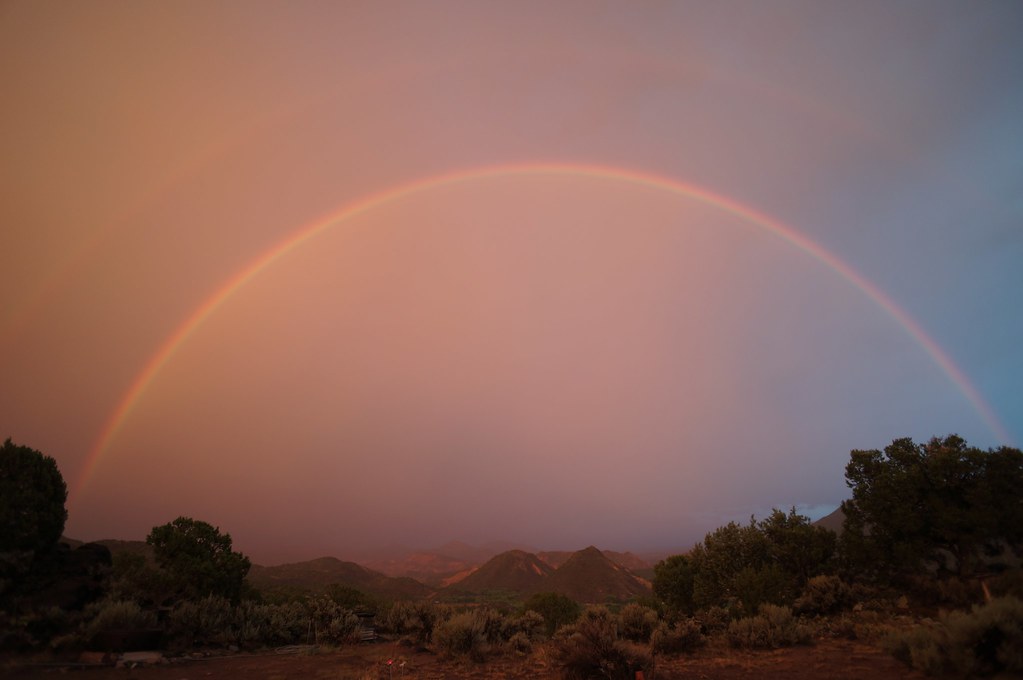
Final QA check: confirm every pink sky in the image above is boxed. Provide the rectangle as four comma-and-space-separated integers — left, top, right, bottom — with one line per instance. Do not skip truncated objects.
2, 2, 1021, 564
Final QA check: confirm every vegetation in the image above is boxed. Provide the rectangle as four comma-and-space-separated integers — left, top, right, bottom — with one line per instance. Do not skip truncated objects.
0, 438, 68, 555
3, 433, 1021, 678
841, 435, 1023, 579
146, 516, 251, 603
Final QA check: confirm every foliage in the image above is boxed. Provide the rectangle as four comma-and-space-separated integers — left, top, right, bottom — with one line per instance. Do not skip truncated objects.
842, 435, 1023, 578
106, 552, 177, 607
617, 602, 658, 642
383, 600, 443, 643
650, 617, 705, 654
522, 591, 581, 637
0, 438, 67, 554
307, 594, 361, 644
146, 517, 251, 603
665, 508, 835, 613
885, 596, 1023, 676
84, 599, 157, 640
502, 609, 545, 641
726, 604, 812, 649
553, 606, 652, 680
433, 607, 505, 662
653, 554, 695, 615
793, 575, 854, 616
167, 595, 235, 647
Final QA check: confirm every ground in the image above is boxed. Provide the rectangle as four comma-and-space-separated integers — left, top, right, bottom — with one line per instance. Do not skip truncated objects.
5, 637, 924, 679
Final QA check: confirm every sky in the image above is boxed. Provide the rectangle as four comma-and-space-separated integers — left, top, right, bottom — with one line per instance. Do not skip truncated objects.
2, 1, 1021, 566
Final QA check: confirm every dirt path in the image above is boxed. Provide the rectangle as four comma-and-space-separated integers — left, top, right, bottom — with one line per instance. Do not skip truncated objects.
5, 638, 923, 679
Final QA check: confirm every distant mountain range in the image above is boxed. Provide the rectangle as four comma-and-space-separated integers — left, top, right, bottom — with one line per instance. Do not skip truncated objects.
64, 537, 656, 604
66, 510, 848, 603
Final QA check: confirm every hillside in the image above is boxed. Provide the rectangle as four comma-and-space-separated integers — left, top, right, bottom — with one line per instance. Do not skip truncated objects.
247, 557, 431, 600
814, 506, 845, 533
538, 549, 649, 573
543, 546, 651, 603
444, 549, 554, 594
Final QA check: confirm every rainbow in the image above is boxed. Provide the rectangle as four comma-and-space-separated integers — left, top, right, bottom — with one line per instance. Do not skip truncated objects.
74, 162, 1011, 494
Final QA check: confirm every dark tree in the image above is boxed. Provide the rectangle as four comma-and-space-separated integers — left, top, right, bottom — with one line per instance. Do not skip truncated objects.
841, 435, 1023, 577
0, 438, 68, 554
522, 591, 581, 636
652, 554, 695, 615
146, 516, 251, 603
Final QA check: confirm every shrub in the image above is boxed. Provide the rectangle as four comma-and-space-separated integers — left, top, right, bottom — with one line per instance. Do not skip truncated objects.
618, 603, 658, 643
85, 600, 157, 639
522, 592, 581, 637
696, 604, 733, 634
502, 609, 545, 641
167, 595, 233, 647
384, 601, 442, 643
554, 606, 652, 680
794, 575, 853, 616
988, 569, 1023, 600
650, 618, 705, 654
886, 596, 1023, 676
726, 604, 811, 649
307, 595, 361, 645
433, 608, 505, 662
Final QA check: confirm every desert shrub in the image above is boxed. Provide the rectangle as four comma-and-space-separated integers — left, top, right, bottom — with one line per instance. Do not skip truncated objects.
502, 609, 545, 641
794, 575, 854, 616
886, 596, 1023, 676
522, 591, 581, 637
651, 618, 705, 655
726, 604, 811, 649
507, 630, 532, 655
553, 606, 652, 680
307, 595, 361, 645
695, 604, 733, 634
618, 603, 658, 642
85, 600, 157, 639
228, 601, 310, 648
433, 608, 504, 662
167, 595, 233, 647
384, 601, 443, 643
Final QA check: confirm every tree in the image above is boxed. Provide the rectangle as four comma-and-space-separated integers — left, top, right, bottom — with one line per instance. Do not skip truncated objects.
652, 554, 695, 615
0, 438, 68, 554
841, 435, 1023, 578
146, 517, 251, 603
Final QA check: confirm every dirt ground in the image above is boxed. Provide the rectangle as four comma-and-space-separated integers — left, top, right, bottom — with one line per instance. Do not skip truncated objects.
5, 637, 924, 679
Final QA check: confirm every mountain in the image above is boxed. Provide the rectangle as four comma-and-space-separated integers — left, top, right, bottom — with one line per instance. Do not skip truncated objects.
813, 506, 845, 533
363, 550, 475, 587
444, 549, 554, 594
538, 549, 650, 573
543, 546, 651, 603
248, 556, 431, 600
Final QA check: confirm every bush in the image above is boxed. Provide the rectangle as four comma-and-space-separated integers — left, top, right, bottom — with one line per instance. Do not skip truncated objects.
553, 606, 652, 680
433, 608, 506, 662
618, 603, 658, 643
85, 600, 157, 639
696, 604, 733, 634
794, 575, 853, 616
167, 595, 233, 647
384, 601, 443, 643
307, 595, 361, 645
726, 604, 811, 649
885, 596, 1023, 676
651, 618, 705, 654
522, 592, 581, 637
502, 609, 545, 642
